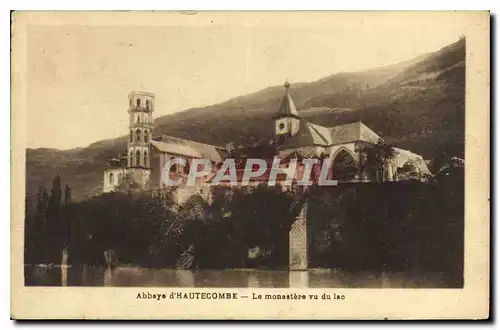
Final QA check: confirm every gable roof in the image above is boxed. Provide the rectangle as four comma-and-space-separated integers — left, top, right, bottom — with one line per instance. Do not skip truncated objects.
392, 147, 433, 175
279, 118, 331, 150
152, 135, 225, 162
278, 147, 321, 159
278, 120, 382, 150
329, 122, 381, 145
308, 122, 333, 145
151, 140, 202, 159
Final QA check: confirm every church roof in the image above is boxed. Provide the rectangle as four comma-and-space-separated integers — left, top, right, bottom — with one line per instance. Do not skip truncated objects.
278, 147, 321, 159
151, 140, 202, 159
329, 122, 381, 145
279, 118, 331, 150
274, 82, 300, 119
392, 147, 433, 175
154, 135, 225, 162
278, 120, 383, 151
308, 123, 333, 145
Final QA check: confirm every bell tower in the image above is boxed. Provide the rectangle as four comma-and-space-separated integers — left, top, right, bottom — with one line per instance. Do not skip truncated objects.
127, 91, 154, 169
274, 81, 301, 146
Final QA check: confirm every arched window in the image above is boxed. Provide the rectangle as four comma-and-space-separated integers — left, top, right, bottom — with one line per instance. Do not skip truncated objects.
331, 149, 358, 182
397, 161, 420, 181
146, 100, 150, 110
136, 129, 141, 143
144, 130, 149, 143
136, 98, 141, 108
136, 114, 140, 123
129, 150, 133, 166
129, 130, 133, 143
136, 150, 141, 167
170, 163, 178, 173
109, 172, 114, 185
143, 150, 148, 168
129, 99, 132, 108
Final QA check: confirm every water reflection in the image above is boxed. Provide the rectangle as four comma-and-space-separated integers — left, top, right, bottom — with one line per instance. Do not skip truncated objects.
24, 265, 454, 288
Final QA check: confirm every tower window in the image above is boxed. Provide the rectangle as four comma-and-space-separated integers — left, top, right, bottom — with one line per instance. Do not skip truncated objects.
136, 98, 141, 108
136, 129, 141, 143
109, 172, 114, 185
129, 150, 133, 166
137, 114, 140, 123
136, 150, 141, 167
144, 130, 149, 143
129, 130, 133, 143
146, 100, 150, 110
143, 150, 148, 168
279, 123, 285, 130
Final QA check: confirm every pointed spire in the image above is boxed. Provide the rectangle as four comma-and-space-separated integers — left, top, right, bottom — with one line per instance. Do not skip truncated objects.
273, 81, 300, 119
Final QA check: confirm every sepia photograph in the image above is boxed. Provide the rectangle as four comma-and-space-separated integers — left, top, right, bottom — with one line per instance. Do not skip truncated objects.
10, 11, 489, 319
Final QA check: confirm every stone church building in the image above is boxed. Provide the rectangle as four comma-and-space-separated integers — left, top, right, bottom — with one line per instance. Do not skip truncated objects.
102, 83, 433, 271
103, 83, 431, 195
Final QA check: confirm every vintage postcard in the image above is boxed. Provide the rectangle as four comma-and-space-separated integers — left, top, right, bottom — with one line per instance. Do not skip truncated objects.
10, 11, 490, 319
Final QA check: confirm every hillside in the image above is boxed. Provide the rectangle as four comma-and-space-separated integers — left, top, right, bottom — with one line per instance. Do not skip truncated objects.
25, 38, 465, 202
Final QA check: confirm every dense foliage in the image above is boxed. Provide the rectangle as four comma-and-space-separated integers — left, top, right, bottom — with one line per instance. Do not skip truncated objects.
25, 164, 463, 288
307, 167, 464, 287
194, 185, 304, 269
25, 182, 303, 269
24, 175, 71, 265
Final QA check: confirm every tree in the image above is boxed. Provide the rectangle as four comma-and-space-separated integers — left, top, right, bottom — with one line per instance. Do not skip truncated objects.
26, 185, 49, 264
61, 191, 180, 268
115, 173, 141, 194
46, 175, 64, 263
435, 156, 464, 186
25, 176, 67, 265
36, 184, 49, 216
307, 185, 357, 268
361, 139, 395, 182
64, 185, 72, 205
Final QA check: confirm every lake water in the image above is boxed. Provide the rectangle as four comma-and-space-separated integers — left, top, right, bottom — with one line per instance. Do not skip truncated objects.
24, 265, 453, 288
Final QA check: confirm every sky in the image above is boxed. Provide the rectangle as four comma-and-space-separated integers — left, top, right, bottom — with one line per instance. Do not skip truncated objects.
24, 12, 467, 150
